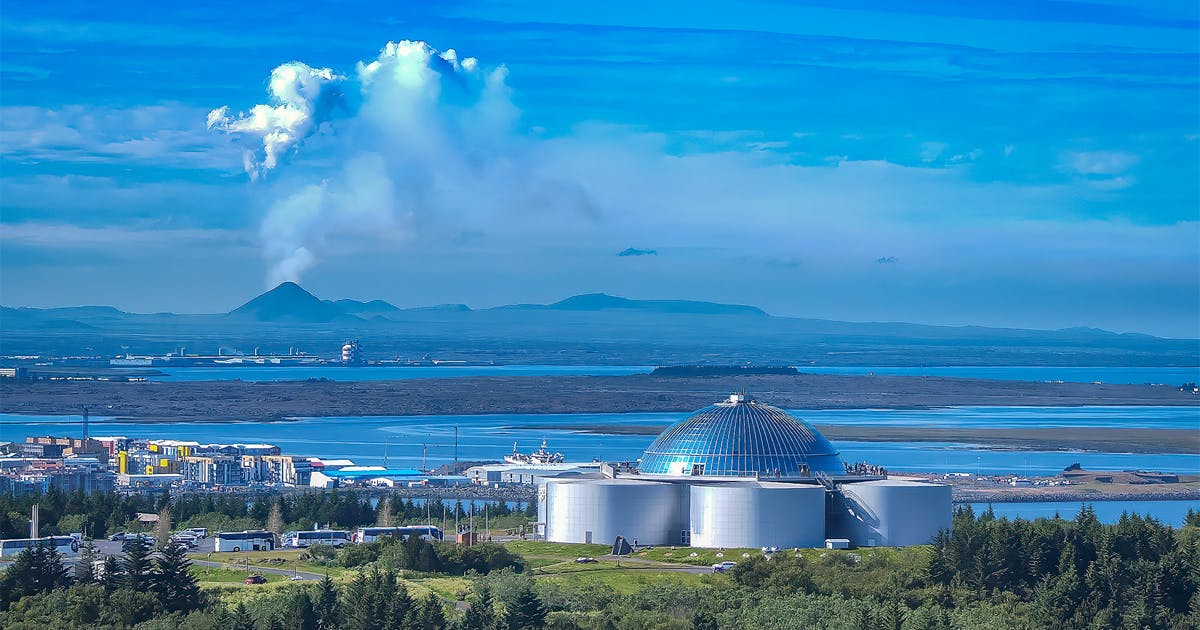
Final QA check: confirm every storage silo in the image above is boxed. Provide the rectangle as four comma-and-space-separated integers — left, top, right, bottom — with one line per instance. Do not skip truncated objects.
542, 478, 687, 546
830, 478, 952, 546
689, 482, 826, 548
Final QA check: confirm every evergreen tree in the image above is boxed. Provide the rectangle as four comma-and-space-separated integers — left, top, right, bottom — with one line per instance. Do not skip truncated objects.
503, 584, 547, 630
121, 535, 153, 590
314, 573, 341, 630
387, 580, 416, 629
231, 601, 255, 630
75, 539, 100, 584
418, 591, 447, 629
100, 554, 122, 592
286, 590, 319, 630
464, 586, 498, 630
1, 541, 70, 602
152, 540, 203, 613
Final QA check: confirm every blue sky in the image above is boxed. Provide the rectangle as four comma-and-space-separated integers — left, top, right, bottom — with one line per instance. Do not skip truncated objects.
1, 0, 1197, 336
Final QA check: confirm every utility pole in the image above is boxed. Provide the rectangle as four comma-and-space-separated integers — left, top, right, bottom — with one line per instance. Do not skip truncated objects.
454, 426, 459, 462
383, 435, 389, 468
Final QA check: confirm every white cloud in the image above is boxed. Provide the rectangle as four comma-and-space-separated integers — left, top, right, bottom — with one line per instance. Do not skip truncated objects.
0, 104, 239, 169
1062, 150, 1140, 190
1065, 150, 1139, 176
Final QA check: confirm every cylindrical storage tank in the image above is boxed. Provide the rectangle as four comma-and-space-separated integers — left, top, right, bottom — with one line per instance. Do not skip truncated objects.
834, 480, 951, 546
689, 482, 826, 548
543, 479, 686, 546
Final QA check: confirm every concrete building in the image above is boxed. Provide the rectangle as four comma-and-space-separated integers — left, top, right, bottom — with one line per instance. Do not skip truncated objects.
309, 467, 427, 489
539, 394, 951, 549
181, 455, 244, 486
465, 462, 601, 485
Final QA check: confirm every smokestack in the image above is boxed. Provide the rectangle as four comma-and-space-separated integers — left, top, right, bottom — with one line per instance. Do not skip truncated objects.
81, 405, 90, 441
30, 504, 39, 538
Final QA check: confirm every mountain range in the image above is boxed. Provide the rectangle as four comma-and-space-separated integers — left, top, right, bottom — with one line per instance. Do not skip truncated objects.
225, 282, 767, 323
2, 282, 1195, 366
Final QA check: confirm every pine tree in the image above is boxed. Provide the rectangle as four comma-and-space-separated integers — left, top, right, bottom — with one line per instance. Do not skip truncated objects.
152, 540, 203, 613
418, 591, 447, 629
2, 542, 70, 600
286, 590, 318, 630
388, 580, 415, 629
314, 573, 341, 630
231, 601, 255, 630
121, 535, 154, 590
464, 586, 498, 630
502, 584, 547, 630
75, 539, 100, 584
100, 555, 122, 592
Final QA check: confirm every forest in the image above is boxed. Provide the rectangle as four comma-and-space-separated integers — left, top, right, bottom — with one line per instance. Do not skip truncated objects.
0, 498, 1197, 629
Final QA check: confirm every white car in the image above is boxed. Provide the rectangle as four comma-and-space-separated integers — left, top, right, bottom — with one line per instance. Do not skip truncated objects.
711, 561, 737, 573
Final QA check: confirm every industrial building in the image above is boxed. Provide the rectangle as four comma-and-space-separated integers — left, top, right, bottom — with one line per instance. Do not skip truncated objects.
539, 394, 950, 548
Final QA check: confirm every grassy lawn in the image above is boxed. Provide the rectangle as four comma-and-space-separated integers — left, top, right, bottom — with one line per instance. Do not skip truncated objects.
630, 545, 759, 566
192, 565, 290, 584
537, 567, 714, 594
200, 549, 351, 578
503, 541, 611, 561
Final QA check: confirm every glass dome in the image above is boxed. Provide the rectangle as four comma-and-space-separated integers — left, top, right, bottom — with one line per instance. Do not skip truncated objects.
638, 394, 844, 478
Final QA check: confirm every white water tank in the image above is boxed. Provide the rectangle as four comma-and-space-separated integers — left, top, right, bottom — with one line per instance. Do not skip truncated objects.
689, 482, 826, 548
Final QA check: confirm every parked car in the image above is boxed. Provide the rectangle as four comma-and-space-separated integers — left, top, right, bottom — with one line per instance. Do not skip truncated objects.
120, 533, 154, 549
574, 557, 598, 564
183, 528, 209, 539
711, 561, 737, 573
244, 574, 267, 585
109, 532, 129, 541
170, 534, 198, 548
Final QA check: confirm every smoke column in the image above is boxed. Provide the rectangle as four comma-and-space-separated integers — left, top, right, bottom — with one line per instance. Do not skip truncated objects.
209, 40, 575, 286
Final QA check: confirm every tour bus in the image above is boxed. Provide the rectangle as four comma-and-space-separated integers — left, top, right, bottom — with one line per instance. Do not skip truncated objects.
352, 525, 443, 544
214, 530, 276, 552
0, 536, 80, 557
281, 529, 350, 548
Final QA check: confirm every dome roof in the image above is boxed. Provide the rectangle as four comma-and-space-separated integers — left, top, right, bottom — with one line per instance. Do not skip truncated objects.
638, 394, 844, 478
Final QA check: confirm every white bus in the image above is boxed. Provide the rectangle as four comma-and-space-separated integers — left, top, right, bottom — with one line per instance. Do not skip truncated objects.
282, 530, 350, 548
214, 530, 276, 552
352, 526, 443, 544
0, 536, 80, 557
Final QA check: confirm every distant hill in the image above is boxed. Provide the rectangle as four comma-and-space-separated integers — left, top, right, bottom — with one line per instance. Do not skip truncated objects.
228, 282, 353, 323
334, 298, 400, 318
499, 293, 767, 317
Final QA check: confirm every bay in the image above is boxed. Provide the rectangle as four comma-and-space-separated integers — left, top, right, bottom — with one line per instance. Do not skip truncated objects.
3, 407, 1197, 475
137, 365, 1200, 384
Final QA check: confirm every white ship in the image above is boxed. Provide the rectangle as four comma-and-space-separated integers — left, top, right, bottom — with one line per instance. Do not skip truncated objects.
505, 440, 564, 465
